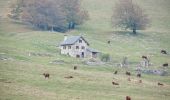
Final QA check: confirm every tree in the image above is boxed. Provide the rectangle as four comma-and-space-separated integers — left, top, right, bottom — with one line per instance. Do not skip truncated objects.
60, 0, 89, 29
100, 53, 110, 62
8, 0, 24, 20
111, 0, 150, 34
21, 0, 67, 32
9, 0, 89, 32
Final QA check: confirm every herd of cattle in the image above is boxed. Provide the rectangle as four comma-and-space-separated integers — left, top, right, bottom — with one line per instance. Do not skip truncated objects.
42, 49, 168, 100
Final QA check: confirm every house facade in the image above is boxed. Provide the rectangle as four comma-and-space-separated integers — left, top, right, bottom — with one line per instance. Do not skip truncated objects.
59, 35, 99, 58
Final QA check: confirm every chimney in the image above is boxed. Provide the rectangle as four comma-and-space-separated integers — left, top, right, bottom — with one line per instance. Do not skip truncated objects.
64, 35, 67, 41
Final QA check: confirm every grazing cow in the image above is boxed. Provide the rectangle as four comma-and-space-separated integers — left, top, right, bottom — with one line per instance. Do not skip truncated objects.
161, 50, 167, 54
112, 81, 119, 85
163, 63, 168, 67
128, 77, 131, 81
64, 76, 73, 79
74, 66, 77, 70
139, 80, 142, 83
114, 70, 118, 74
126, 96, 131, 100
126, 71, 131, 76
142, 55, 148, 59
158, 82, 164, 86
107, 40, 111, 44
43, 73, 50, 79
137, 73, 141, 78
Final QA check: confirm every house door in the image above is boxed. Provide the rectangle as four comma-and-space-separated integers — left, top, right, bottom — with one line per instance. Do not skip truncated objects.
81, 52, 84, 58
76, 55, 80, 58
92, 52, 97, 58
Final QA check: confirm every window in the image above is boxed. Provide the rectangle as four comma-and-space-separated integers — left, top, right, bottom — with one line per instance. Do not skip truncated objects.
63, 46, 66, 49
76, 46, 79, 49
68, 46, 71, 49
79, 40, 82, 43
81, 46, 85, 49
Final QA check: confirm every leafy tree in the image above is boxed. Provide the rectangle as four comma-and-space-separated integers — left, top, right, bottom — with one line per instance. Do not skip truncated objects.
111, 0, 150, 34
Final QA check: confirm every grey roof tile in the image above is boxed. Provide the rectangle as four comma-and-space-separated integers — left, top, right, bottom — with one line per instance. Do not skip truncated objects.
87, 48, 100, 53
60, 36, 89, 46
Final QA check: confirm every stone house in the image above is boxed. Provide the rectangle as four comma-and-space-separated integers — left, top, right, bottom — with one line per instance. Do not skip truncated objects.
59, 35, 99, 58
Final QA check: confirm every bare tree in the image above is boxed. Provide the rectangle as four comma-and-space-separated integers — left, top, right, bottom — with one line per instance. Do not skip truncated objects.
60, 0, 89, 29
21, 0, 67, 32
111, 0, 150, 34
9, 0, 67, 32
8, 0, 25, 20
9, 0, 89, 32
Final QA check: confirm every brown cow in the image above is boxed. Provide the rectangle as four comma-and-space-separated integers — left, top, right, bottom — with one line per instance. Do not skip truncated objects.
114, 70, 118, 74
112, 81, 119, 85
128, 77, 131, 81
142, 55, 148, 59
126, 71, 131, 76
43, 73, 50, 79
126, 96, 131, 100
158, 82, 164, 86
161, 50, 167, 54
163, 63, 168, 67
107, 40, 111, 44
74, 66, 77, 70
139, 80, 142, 83
64, 76, 73, 79
137, 73, 141, 78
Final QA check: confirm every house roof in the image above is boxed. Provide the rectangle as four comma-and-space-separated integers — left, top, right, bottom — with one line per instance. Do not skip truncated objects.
60, 36, 89, 46
86, 48, 100, 53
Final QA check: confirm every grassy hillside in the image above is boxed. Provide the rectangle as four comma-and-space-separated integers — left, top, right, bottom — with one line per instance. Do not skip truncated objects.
0, 0, 170, 100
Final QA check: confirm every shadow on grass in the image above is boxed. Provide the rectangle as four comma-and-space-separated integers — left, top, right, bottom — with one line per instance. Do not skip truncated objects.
107, 30, 150, 38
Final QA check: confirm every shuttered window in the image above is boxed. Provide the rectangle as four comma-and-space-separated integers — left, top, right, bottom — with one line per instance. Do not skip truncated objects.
63, 46, 66, 49
79, 40, 82, 43
81, 46, 85, 49
68, 46, 71, 49
76, 46, 79, 49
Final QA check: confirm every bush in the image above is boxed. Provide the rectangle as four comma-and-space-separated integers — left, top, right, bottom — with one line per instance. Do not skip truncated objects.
100, 53, 110, 62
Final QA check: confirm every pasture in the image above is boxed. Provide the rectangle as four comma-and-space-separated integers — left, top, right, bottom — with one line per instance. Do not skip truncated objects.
0, 0, 170, 100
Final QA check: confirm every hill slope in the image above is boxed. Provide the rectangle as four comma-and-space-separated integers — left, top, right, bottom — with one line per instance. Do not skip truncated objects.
0, 0, 170, 100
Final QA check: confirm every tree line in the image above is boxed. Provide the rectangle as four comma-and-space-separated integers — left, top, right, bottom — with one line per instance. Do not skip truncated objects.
9, 0, 150, 34
9, 0, 89, 32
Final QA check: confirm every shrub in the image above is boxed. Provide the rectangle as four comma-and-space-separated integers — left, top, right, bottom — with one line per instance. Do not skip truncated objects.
100, 53, 110, 62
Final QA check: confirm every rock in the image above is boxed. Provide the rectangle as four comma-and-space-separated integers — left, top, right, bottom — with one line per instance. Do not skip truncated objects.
49, 60, 65, 64
142, 69, 168, 76
28, 52, 52, 57
0, 55, 12, 61
84, 59, 105, 66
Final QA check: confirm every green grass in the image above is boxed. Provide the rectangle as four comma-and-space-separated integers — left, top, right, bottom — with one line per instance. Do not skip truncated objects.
0, 0, 170, 100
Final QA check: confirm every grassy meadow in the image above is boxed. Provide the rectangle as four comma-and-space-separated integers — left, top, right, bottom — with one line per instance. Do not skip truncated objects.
0, 0, 170, 100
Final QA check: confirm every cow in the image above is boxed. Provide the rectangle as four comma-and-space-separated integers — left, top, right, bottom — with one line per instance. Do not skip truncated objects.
137, 73, 141, 78
128, 77, 131, 81
158, 82, 164, 86
126, 96, 131, 100
162, 63, 168, 67
74, 66, 77, 70
43, 73, 50, 79
126, 71, 131, 76
107, 40, 111, 44
142, 55, 148, 59
139, 80, 142, 83
64, 76, 73, 79
114, 70, 118, 74
161, 50, 167, 54
112, 81, 119, 85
